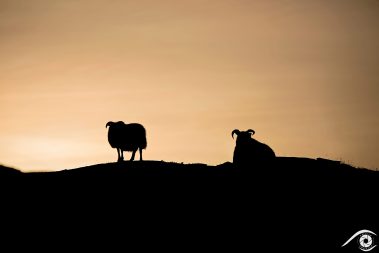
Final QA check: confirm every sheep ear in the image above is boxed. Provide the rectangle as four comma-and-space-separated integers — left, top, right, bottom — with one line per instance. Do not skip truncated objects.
232, 129, 240, 139
247, 129, 255, 135
106, 121, 113, 128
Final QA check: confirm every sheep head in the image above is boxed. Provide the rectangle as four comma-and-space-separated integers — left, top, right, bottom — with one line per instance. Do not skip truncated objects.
232, 129, 256, 145
232, 129, 255, 138
106, 121, 125, 128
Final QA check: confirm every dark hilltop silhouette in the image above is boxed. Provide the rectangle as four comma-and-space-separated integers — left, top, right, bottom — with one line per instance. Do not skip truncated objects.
1, 158, 377, 251
1, 126, 377, 252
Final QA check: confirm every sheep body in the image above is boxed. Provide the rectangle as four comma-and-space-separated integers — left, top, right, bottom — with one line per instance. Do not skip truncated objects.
106, 121, 147, 161
232, 129, 275, 166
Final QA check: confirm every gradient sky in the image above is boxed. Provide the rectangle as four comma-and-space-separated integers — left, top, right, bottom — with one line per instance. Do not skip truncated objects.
1, 0, 378, 172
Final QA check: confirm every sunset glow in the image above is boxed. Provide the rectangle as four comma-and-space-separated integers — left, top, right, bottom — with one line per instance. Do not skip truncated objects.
1, 0, 378, 171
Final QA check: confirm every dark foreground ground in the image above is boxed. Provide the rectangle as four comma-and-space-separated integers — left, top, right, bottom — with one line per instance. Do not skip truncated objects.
0, 157, 378, 252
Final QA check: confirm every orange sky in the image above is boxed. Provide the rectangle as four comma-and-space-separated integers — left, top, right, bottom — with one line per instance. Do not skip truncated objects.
1, 0, 378, 172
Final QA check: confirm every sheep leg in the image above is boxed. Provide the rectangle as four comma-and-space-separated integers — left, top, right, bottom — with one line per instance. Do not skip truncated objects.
130, 149, 136, 161
139, 147, 143, 161
117, 148, 124, 162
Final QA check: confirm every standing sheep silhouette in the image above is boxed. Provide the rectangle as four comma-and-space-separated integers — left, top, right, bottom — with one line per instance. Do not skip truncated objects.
106, 121, 147, 162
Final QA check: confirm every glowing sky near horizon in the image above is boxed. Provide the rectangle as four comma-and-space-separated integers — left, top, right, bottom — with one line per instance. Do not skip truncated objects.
1, 0, 378, 172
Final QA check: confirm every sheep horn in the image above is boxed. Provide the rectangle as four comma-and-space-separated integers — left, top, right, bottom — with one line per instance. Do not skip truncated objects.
247, 129, 255, 135
106, 121, 113, 128
231, 129, 240, 139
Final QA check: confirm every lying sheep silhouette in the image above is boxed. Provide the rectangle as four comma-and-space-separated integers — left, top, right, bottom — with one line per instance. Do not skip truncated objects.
232, 129, 275, 166
106, 121, 147, 162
